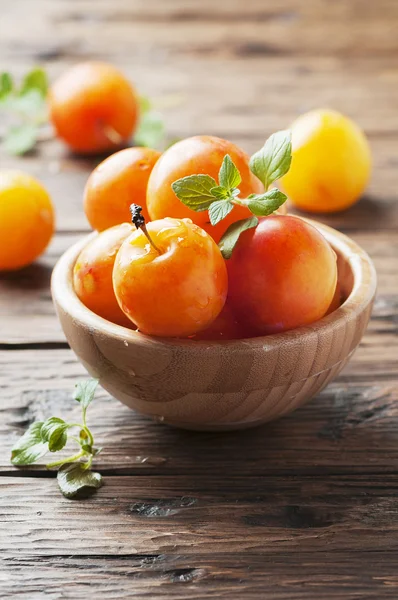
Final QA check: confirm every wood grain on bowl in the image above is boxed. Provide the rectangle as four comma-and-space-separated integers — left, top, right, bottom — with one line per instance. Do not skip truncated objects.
51, 219, 376, 431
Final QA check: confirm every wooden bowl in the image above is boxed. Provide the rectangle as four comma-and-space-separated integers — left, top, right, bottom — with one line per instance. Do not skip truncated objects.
51, 219, 376, 431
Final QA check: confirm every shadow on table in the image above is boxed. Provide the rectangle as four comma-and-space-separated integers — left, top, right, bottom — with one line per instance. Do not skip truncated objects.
0, 262, 53, 291
289, 194, 396, 231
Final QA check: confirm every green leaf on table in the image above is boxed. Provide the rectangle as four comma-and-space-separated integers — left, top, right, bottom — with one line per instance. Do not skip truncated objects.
135, 110, 165, 149
208, 200, 234, 226
41, 417, 68, 452
20, 67, 48, 97
218, 154, 242, 192
11, 422, 49, 465
246, 188, 287, 216
13, 89, 47, 119
0, 72, 13, 100
74, 379, 99, 410
172, 174, 218, 211
218, 216, 258, 260
139, 95, 152, 114
57, 463, 103, 500
249, 130, 292, 189
3, 124, 39, 155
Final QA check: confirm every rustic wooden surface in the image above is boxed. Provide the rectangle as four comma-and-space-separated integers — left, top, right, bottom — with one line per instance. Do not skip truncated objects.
1, 0, 398, 597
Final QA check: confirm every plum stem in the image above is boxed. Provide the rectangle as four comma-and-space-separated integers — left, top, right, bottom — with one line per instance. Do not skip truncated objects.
130, 204, 161, 254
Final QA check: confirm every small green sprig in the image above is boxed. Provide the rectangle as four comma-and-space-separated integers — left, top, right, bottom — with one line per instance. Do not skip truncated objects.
10, 378, 103, 499
135, 95, 167, 150
172, 130, 292, 258
0, 67, 49, 155
0, 70, 171, 155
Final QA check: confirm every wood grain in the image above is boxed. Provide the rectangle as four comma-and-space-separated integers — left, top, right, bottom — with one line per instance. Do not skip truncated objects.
3, 474, 398, 556
3, 553, 398, 599
1, 0, 398, 597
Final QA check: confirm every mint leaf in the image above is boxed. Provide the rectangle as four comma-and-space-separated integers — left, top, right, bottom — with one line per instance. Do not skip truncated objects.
246, 188, 287, 217
11, 422, 49, 465
139, 95, 152, 114
41, 417, 68, 452
20, 67, 48, 97
208, 200, 234, 226
249, 130, 292, 189
210, 186, 230, 200
218, 155, 241, 191
13, 89, 47, 119
172, 174, 218, 211
135, 110, 165, 149
0, 72, 13, 100
74, 379, 99, 410
4, 124, 38, 155
57, 463, 103, 499
218, 216, 258, 259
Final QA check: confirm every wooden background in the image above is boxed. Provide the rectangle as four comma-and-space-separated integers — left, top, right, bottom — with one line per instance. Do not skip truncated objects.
1, 0, 398, 597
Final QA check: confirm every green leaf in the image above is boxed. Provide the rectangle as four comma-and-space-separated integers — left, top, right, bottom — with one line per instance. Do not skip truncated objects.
249, 130, 292, 189
172, 174, 218, 211
79, 429, 89, 441
139, 95, 152, 114
11, 422, 49, 466
20, 67, 48, 97
57, 463, 103, 500
246, 188, 287, 217
218, 154, 242, 191
4, 124, 38, 155
81, 443, 93, 454
210, 186, 230, 200
13, 89, 47, 119
0, 72, 13, 100
218, 217, 258, 260
74, 379, 99, 410
208, 200, 234, 226
41, 417, 68, 452
134, 110, 165, 149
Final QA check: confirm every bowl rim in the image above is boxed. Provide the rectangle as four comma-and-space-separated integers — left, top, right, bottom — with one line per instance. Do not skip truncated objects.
51, 217, 377, 351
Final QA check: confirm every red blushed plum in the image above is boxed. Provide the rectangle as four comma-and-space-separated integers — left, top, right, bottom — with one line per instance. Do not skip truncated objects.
192, 301, 244, 341
227, 215, 338, 335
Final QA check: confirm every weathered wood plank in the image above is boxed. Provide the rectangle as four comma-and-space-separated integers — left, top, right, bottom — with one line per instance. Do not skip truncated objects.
1, 0, 398, 596
2, 474, 398, 556
1, 2, 398, 232
1, 349, 398, 475
2, 0, 398, 60
2, 552, 398, 599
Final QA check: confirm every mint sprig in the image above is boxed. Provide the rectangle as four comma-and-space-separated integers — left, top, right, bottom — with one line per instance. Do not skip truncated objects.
218, 154, 242, 191
249, 129, 292, 189
172, 174, 218, 211
10, 378, 103, 499
172, 154, 242, 226
0, 67, 49, 155
0, 73, 13, 99
219, 217, 259, 259
245, 188, 288, 217
171, 130, 292, 258
134, 95, 166, 150
209, 199, 234, 226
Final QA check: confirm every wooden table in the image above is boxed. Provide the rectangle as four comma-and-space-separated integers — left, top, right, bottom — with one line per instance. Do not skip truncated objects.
1, 1, 398, 597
